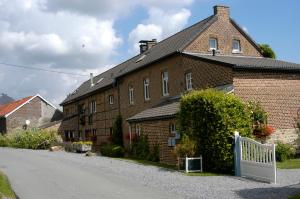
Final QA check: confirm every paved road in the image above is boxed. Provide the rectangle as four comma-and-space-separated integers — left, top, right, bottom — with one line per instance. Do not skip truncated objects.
0, 148, 299, 199
0, 148, 181, 199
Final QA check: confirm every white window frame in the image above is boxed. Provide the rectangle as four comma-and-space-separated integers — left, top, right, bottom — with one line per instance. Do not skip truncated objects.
136, 124, 141, 136
185, 73, 193, 91
232, 39, 241, 53
109, 95, 114, 105
162, 71, 169, 96
92, 129, 97, 136
144, 78, 150, 101
129, 86, 134, 104
170, 123, 176, 134
90, 101, 96, 113
209, 38, 217, 50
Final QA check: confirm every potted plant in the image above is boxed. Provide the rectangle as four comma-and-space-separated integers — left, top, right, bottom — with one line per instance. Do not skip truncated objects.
72, 141, 92, 153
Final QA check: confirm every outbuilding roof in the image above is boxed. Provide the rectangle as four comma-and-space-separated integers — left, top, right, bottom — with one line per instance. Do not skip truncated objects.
127, 101, 179, 123
183, 52, 300, 71
0, 94, 57, 118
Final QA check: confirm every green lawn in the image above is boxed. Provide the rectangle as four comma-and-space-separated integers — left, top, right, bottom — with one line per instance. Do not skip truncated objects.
288, 193, 300, 199
0, 171, 16, 199
277, 158, 300, 169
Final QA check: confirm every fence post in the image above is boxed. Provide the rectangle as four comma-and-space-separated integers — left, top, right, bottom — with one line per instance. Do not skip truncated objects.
185, 156, 188, 173
234, 131, 241, 176
272, 143, 277, 184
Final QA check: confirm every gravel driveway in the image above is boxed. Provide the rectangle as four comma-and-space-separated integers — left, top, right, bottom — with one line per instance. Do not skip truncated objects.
0, 148, 299, 199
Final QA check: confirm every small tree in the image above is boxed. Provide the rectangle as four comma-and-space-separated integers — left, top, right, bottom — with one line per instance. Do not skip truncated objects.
260, 44, 276, 59
112, 115, 123, 146
178, 89, 252, 172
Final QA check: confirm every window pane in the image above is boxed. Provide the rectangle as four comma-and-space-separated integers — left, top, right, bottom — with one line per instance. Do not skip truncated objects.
233, 40, 240, 51
209, 38, 217, 49
162, 71, 169, 96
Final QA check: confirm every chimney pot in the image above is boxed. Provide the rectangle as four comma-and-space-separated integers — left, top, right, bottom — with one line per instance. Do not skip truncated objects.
139, 39, 157, 54
90, 73, 94, 87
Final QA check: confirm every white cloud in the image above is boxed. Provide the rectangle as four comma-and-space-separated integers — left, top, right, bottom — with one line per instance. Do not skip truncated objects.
128, 24, 162, 53
242, 26, 248, 33
0, 0, 196, 107
128, 8, 191, 54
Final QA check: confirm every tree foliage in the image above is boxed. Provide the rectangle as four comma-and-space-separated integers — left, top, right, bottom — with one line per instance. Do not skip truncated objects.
178, 89, 252, 172
112, 115, 123, 146
260, 44, 276, 59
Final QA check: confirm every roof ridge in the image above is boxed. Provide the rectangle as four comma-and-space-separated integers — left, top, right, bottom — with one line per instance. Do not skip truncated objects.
145, 15, 215, 53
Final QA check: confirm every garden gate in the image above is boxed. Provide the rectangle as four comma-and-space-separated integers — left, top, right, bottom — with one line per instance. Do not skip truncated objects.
234, 132, 276, 183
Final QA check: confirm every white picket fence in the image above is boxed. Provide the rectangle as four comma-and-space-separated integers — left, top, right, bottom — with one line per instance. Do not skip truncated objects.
234, 132, 276, 183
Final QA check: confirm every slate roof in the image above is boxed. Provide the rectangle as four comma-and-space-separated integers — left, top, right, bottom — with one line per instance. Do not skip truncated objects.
183, 52, 300, 71
127, 101, 179, 122
0, 96, 32, 117
126, 84, 234, 122
60, 15, 218, 105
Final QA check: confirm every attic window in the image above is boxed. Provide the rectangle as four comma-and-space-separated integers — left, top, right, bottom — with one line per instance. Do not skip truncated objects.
209, 38, 217, 50
97, 78, 104, 84
232, 39, 241, 53
136, 54, 146, 63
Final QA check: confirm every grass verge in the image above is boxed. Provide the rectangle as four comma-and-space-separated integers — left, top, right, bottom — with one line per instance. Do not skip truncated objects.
288, 193, 300, 199
0, 171, 16, 199
118, 157, 226, 176
277, 158, 300, 169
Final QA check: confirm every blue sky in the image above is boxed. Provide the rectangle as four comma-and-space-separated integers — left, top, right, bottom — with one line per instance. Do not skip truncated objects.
116, 0, 300, 63
0, 0, 299, 106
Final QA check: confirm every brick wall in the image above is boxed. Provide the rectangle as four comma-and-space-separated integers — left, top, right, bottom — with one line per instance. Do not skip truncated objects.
185, 13, 262, 57
233, 71, 300, 145
119, 54, 233, 146
6, 97, 42, 132
60, 87, 119, 147
130, 119, 177, 165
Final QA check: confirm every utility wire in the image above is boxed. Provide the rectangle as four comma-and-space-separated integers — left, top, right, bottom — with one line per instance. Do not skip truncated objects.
0, 62, 89, 77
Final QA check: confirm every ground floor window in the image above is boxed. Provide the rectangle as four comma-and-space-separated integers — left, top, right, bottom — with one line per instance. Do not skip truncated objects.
64, 131, 75, 142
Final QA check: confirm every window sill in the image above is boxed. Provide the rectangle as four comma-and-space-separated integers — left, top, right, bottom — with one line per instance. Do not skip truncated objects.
232, 50, 243, 54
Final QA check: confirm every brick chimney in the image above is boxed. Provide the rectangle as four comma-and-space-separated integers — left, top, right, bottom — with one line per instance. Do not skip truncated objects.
213, 5, 230, 21
139, 39, 157, 54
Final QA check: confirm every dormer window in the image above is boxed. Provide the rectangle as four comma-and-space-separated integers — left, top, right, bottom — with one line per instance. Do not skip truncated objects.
232, 39, 241, 53
209, 38, 217, 50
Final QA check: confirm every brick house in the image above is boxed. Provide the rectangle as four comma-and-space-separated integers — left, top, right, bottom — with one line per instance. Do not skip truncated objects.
0, 94, 62, 134
60, 5, 300, 164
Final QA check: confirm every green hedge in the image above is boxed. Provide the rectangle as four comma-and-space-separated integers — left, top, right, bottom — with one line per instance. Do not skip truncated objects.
129, 134, 160, 162
0, 130, 60, 149
178, 89, 252, 172
100, 144, 125, 157
276, 142, 295, 162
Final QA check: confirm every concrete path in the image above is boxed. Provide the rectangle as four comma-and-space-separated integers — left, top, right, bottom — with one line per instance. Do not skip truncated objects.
0, 148, 181, 199
0, 148, 299, 199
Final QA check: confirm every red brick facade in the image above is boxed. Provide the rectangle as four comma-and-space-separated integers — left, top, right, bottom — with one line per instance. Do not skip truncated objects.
60, 5, 299, 161
233, 71, 300, 145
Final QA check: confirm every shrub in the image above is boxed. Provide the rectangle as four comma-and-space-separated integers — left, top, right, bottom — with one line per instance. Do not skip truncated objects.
276, 142, 295, 162
129, 134, 160, 162
112, 115, 123, 146
0, 130, 60, 149
0, 135, 10, 147
130, 134, 150, 160
100, 144, 125, 157
148, 143, 160, 162
178, 89, 252, 172
173, 134, 196, 157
